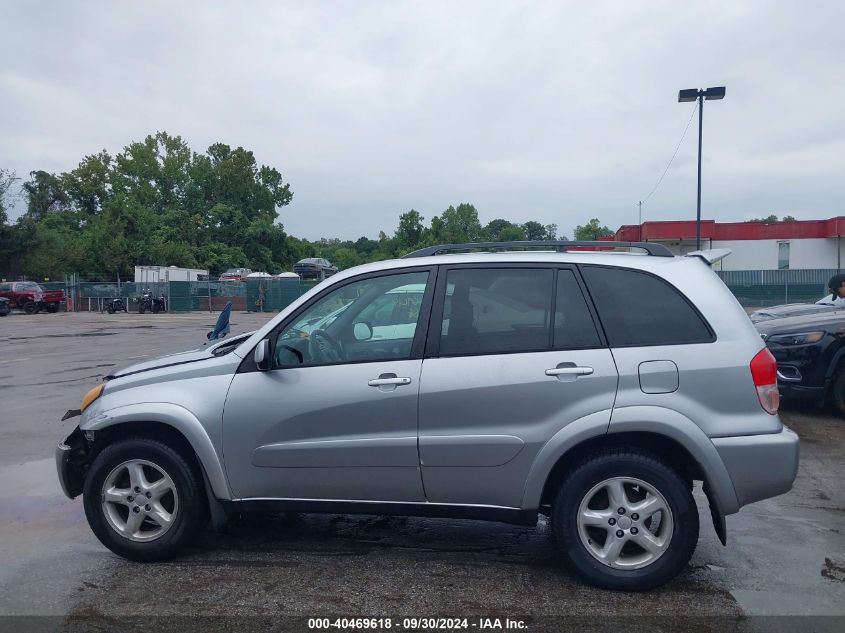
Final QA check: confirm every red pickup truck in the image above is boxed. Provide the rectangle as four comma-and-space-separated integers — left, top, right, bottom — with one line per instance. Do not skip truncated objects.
0, 281, 65, 314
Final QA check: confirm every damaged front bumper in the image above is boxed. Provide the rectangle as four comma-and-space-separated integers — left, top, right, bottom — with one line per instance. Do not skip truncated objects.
56, 426, 90, 499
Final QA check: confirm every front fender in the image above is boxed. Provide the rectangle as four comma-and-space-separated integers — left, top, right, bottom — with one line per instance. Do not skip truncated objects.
81, 402, 232, 500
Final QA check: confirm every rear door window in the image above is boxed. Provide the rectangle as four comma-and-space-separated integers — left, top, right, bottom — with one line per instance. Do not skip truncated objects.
554, 270, 602, 349
438, 268, 554, 356
580, 265, 713, 346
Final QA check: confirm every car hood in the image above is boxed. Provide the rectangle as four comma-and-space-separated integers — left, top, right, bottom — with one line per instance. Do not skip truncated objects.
106, 332, 254, 379
754, 311, 845, 337
750, 303, 842, 323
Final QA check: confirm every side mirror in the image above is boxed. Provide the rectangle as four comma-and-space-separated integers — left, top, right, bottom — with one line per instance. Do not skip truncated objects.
254, 339, 271, 370
353, 322, 373, 341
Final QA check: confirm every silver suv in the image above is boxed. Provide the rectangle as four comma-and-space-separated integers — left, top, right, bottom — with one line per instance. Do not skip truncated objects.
56, 241, 799, 590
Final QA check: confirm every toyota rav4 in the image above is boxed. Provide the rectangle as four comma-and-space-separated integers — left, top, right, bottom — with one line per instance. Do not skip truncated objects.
56, 241, 799, 590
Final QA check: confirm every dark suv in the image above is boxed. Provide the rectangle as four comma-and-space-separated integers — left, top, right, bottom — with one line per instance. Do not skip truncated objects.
756, 310, 845, 415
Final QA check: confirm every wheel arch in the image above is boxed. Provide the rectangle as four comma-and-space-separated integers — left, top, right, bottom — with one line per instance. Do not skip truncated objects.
80, 403, 231, 500
523, 406, 740, 545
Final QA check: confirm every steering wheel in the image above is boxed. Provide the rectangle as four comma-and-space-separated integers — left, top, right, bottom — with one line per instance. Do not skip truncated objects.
309, 329, 344, 363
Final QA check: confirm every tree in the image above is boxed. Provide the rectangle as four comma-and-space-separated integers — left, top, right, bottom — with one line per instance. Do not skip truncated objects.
1, 131, 294, 280
749, 214, 780, 223
23, 170, 70, 220
395, 209, 424, 248
484, 218, 515, 241
574, 218, 614, 241
0, 168, 19, 225
440, 203, 482, 243
498, 225, 526, 241
521, 220, 546, 241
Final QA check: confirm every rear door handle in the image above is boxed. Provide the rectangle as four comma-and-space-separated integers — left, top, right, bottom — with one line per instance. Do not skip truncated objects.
545, 363, 594, 381
545, 366, 594, 376
368, 373, 412, 388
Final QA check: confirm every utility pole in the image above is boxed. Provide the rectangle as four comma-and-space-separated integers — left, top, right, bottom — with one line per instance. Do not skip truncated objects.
638, 201, 642, 226
678, 86, 726, 251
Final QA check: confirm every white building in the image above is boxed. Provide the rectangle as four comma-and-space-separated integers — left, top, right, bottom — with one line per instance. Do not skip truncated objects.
134, 266, 209, 284
612, 217, 845, 270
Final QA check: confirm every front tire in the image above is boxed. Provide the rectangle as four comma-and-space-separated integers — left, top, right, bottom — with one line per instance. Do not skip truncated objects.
552, 448, 699, 591
82, 438, 206, 561
23, 301, 37, 314
830, 370, 845, 417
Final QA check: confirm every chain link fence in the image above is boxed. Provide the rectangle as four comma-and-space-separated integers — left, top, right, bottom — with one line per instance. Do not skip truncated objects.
42, 277, 320, 313
36, 268, 841, 313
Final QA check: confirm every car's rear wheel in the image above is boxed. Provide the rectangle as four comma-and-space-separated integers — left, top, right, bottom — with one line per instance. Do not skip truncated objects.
46, 302, 59, 313
83, 438, 206, 561
552, 448, 698, 591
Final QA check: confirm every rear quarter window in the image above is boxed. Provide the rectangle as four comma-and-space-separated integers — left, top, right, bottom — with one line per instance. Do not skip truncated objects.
580, 265, 714, 347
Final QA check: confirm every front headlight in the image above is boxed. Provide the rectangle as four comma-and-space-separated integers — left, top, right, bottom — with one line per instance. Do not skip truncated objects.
767, 331, 825, 346
80, 383, 105, 412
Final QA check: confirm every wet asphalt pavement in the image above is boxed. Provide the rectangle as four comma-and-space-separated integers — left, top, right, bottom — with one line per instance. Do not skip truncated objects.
0, 311, 843, 632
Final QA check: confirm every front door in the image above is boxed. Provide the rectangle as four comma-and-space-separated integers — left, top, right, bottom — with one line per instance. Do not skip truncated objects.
223, 268, 434, 501
418, 265, 619, 508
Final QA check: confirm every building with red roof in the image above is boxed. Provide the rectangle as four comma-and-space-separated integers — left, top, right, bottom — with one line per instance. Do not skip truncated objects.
610, 217, 845, 270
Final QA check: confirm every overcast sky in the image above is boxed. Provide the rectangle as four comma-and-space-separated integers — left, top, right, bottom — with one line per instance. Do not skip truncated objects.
2, 1, 844, 240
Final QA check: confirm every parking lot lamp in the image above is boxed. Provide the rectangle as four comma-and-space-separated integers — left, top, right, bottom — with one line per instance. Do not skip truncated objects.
678, 86, 726, 250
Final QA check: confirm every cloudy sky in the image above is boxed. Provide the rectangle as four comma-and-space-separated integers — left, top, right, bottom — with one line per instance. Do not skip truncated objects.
2, 1, 844, 240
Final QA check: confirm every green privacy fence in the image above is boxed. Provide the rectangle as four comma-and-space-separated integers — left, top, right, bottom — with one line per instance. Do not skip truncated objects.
43, 278, 319, 313
37, 268, 843, 312
245, 278, 320, 312
715, 269, 838, 307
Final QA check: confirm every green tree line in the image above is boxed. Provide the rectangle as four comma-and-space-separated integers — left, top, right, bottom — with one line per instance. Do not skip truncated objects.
0, 131, 598, 281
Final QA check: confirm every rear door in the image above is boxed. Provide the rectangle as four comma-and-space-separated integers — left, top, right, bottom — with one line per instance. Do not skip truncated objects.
417, 265, 619, 508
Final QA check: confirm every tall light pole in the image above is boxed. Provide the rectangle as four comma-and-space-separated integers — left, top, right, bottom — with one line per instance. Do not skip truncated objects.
678, 86, 725, 250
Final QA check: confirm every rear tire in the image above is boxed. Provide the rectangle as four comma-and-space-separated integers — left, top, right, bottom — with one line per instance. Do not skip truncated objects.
46, 302, 59, 313
82, 438, 207, 561
552, 448, 698, 591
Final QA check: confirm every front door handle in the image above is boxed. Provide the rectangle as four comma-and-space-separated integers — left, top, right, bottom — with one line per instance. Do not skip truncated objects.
545, 363, 594, 381
368, 373, 412, 390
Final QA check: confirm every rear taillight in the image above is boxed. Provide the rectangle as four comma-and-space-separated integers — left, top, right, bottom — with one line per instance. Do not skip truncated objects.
750, 348, 780, 415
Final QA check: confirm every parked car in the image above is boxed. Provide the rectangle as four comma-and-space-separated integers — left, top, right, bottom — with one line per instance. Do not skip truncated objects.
749, 302, 842, 323
0, 281, 65, 314
56, 240, 798, 591
293, 258, 337, 280
756, 310, 845, 415
219, 268, 252, 282
0, 297, 10, 316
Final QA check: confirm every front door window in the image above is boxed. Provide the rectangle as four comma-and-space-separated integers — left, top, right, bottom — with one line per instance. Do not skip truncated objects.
274, 271, 429, 367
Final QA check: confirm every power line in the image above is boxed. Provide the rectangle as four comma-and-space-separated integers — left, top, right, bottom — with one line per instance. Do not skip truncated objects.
640, 103, 698, 207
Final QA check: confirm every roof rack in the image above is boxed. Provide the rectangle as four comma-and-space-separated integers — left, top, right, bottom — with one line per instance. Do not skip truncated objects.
402, 240, 674, 258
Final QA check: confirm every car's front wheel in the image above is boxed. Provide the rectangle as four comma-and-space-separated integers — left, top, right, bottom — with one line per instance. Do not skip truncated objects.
83, 438, 206, 561
552, 448, 699, 591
